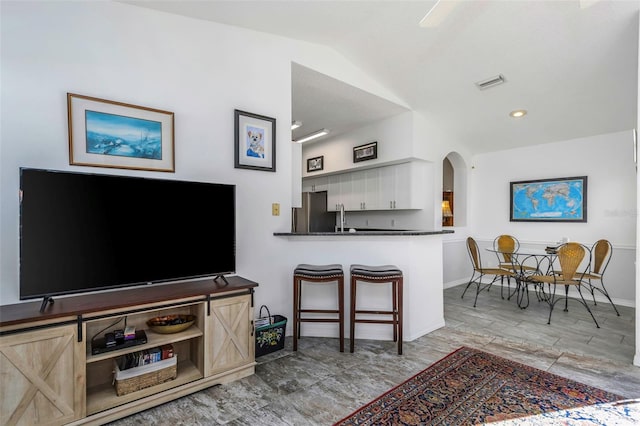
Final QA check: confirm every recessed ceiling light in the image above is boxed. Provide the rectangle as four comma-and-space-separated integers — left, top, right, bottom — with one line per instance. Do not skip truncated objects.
291, 120, 302, 130
509, 109, 527, 118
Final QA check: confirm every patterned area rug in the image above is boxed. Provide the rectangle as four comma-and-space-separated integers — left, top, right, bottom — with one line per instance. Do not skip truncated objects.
334, 346, 624, 426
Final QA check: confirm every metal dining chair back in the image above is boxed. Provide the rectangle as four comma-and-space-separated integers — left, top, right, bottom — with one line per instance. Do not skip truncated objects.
494, 235, 519, 267
591, 239, 612, 276
556, 242, 586, 281
527, 242, 599, 327
578, 239, 619, 316
462, 237, 514, 307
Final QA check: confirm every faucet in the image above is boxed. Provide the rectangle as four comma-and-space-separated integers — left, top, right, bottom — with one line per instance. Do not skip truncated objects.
339, 203, 346, 233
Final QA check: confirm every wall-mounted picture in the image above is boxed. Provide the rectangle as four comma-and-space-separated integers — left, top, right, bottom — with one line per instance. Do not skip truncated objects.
307, 155, 324, 172
67, 93, 175, 172
234, 109, 276, 172
353, 141, 377, 163
510, 176, 587, 222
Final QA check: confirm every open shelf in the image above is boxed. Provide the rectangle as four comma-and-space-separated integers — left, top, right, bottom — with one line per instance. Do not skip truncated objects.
86, 359, 202, 415
86, 326, 204, 364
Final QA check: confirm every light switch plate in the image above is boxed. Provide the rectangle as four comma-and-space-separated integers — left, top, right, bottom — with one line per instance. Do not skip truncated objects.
272, 203, 280, 216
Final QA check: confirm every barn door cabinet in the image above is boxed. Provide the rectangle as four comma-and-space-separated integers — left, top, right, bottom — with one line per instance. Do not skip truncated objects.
0, 277, 258, 426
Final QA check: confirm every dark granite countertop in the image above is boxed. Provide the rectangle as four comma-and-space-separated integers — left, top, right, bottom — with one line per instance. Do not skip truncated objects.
274, 229, 454, 236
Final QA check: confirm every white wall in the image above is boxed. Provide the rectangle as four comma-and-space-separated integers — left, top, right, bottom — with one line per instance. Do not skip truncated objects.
0, 0, 406, 320
444, 130, 637, 306
301, 112, 414, 177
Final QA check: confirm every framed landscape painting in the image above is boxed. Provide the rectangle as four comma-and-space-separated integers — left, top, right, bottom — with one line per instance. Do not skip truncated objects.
67, 93, 175, 172
510, 176, 587, 222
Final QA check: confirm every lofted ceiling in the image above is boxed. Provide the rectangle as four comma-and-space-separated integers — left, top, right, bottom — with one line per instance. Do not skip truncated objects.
122, 0, 639, 154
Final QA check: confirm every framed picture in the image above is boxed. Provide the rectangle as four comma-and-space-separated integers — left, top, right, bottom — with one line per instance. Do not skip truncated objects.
67, 93, 175, 172
234, 109, 276, 172
510, 176, 587, 222
307, 155, 324, 172
353, 141, 377, 163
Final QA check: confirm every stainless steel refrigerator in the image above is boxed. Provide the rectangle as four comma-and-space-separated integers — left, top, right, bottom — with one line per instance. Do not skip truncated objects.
292, 191, 335, 232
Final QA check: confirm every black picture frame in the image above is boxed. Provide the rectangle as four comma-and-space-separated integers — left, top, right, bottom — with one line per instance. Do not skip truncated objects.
510, 176, 587, 222
234, 109, 276, 172
307, 155, 324, 172
353, 142, 377, 163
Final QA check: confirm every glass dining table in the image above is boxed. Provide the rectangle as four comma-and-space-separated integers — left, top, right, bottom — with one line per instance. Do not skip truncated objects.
486, 247, 559, 309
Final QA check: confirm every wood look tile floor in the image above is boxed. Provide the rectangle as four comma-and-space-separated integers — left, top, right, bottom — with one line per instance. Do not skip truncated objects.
109, 284, 639, 425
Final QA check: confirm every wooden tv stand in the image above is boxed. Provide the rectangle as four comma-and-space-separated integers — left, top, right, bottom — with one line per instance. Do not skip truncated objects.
0, 276, 258, 426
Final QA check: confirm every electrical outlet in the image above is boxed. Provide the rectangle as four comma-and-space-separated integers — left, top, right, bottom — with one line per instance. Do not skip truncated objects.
272, 203, 280, 216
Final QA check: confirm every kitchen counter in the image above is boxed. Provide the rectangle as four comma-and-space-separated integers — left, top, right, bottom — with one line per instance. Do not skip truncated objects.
273, 230, 450, 342
274, 229, 453, 236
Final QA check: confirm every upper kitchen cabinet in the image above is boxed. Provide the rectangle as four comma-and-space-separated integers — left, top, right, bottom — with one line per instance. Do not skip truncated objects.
302, 176, 328, 193
324, 162, 424, 212
327, 174, 351, 211
350, 168, 380, 211
378, 162, 425, 210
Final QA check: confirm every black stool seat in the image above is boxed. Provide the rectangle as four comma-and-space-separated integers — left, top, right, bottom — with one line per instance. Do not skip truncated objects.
350, 264, 403, 355
293, 264, 345, 352
294, 264, 344, 277
351, 264, 403, 278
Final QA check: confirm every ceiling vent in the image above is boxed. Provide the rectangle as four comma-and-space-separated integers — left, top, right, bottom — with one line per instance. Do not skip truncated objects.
475, 74, 505, 90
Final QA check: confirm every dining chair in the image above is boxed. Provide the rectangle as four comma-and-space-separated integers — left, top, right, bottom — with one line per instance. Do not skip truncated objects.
575, 239, 620, 316
463, 237, 515, 307
492, 235, 538, 300
526, 242, 599, 327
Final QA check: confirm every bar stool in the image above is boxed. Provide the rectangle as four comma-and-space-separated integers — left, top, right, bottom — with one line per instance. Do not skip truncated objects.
293, 264, 345, 352
350, 264, 403, 355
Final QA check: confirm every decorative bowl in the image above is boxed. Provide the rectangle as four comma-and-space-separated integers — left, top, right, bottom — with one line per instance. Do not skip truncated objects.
147, 314, 196, 334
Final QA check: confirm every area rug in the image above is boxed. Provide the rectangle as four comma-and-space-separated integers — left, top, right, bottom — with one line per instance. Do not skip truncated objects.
334, 346, 624, 426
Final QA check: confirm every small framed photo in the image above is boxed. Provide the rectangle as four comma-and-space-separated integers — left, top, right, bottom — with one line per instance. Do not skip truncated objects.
234, 109, 276, 172
510, 176, 587, 222
353, 141, 377, 163
307, 155, 324, 172
67, 93, 175, 172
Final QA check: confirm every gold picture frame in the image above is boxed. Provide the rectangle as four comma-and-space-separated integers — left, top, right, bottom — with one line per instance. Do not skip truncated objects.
67, 93, 175, 172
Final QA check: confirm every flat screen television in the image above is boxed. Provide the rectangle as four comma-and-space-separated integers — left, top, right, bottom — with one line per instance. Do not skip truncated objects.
19, 168, 235, 305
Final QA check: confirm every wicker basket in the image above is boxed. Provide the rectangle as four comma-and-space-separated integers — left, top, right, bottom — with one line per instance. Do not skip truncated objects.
114, 356, 177, 396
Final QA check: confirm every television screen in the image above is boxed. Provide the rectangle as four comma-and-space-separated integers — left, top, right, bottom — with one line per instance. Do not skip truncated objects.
19, 168, 235, 300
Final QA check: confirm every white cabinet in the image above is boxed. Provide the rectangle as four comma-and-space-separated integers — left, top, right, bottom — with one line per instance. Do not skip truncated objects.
324, 162, 424, 212
327, 174, 352, 211
302, 176, 328, 193
378, 163, 424, 210
350, 169, 380, 210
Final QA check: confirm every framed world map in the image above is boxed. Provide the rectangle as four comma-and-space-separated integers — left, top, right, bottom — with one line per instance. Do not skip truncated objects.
510, 176, 587, 222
